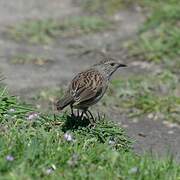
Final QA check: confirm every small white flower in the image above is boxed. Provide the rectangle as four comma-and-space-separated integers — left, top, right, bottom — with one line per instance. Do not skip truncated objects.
6, 155, 14, 161
129, 167, 138, 174
27, 112, 39, 120
4, 114, 9, 118
45, 168, 53, 175
108, 140, 116, 145
44, 165, 56, 175
8, 108, 15, 113
64, 133, 73, 142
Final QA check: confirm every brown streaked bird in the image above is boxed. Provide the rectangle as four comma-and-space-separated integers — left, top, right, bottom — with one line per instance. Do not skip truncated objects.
56, 57, 126, 122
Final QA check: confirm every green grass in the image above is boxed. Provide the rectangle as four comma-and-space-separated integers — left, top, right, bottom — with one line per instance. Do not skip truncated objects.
111, 0, 180, 123
7, 16, 113, 44
108, 70, 180, 123
128, 0, 180, 63
0, 83, 179, 179
0, 84, 130, 178
77, 0, 130, 15
2, 1, 180, 176
10, 54, 54, 66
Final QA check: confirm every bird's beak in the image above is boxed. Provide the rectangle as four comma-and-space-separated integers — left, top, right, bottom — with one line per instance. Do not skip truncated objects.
118, 63, 127, 68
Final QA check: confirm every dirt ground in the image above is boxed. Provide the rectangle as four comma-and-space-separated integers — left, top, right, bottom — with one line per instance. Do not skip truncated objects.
0, 0, 179, 161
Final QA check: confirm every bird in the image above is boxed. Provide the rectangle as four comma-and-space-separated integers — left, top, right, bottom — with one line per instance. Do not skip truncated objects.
56, 56, 127, 123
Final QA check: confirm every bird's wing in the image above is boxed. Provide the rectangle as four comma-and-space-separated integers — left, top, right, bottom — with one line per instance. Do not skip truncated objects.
69, 69, 105, 104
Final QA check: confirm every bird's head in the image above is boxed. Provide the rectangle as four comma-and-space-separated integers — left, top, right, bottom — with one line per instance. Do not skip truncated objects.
93, 57, 127, 79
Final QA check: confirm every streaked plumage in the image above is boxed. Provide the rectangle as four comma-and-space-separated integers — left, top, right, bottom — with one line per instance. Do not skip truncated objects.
56, 57, 126, 121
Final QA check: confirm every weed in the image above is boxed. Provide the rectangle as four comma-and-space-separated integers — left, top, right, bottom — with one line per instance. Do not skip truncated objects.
10, 54, 54, 66
0, 75, 179, 179
109, 70, 180, 123
77, 0, 140, 15
129, 0, 180, 63
77, 0, 125, 15
7, 16, 113, 44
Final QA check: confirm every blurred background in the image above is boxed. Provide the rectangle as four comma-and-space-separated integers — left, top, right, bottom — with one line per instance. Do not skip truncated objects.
0, 0, 144, 102
0, 0, 179, 159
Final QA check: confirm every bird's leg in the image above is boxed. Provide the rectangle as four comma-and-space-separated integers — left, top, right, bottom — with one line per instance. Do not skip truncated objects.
84, 110, 96, 128
97, 112, 101, 121
96, 112, 105, 121
87, 110, 96, 123
70, 104, 74, 117
84, 111, 89, 119
84, 111, 94, 125
77, 109, 80, 117
80, 110, 85, 120
80, 107, 88, 120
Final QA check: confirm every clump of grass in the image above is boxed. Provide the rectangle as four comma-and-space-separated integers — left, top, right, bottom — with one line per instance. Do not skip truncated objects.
0, 83, 129, 151
7, 16, 113, 44
77, 0, 129, 15
122, 0, 180, 121
0, 86, 36, 121
10, 54, 54, 66
109, 70, 180, 123
0, 80, 180, 179
129, 0, 180, 63
0, 83, 130, 178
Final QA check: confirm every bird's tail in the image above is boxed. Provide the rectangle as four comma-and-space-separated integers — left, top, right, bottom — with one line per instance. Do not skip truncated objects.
56, 95, 74, 111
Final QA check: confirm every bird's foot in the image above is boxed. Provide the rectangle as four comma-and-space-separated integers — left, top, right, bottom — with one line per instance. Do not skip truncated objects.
96, 112, 105, 121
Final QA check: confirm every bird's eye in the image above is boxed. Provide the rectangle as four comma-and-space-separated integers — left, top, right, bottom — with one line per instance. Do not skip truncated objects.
110, 63, 115, 66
